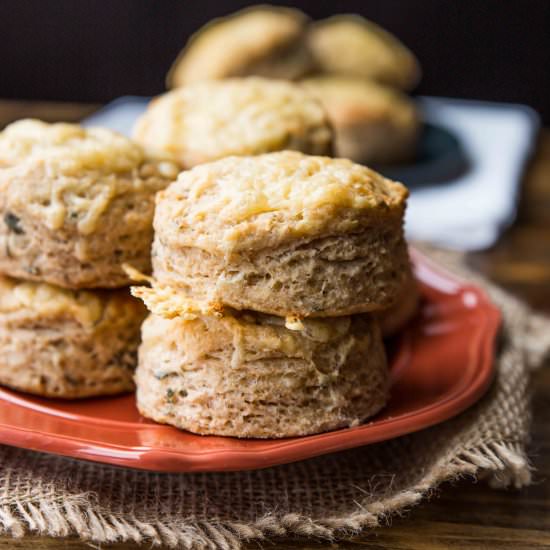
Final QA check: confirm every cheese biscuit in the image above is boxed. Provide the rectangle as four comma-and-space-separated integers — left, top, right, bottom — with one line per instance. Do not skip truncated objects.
308, 15, 421, 90
133, 78, 332, 168
135, 311, 388, 438
0, 275, 146, 398
144, 151, 410, 319
167, 5, 313, 87
301, 77, 420, 164
0, 119, 179, 288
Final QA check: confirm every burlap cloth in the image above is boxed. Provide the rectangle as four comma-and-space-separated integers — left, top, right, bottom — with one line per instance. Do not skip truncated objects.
1, 247, 549, 549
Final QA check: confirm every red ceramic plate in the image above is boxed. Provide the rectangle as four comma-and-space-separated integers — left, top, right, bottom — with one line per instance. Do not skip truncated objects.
0, 250, 500, 472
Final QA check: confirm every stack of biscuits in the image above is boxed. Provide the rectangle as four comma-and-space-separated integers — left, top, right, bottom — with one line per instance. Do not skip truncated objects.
166, 5, 422, 166
132, 151, 412, 438
0, 119, 178, 398
0, 58, 417, 443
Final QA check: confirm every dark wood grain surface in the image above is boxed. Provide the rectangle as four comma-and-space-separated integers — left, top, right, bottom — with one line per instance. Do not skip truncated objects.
0, 99, 549, 549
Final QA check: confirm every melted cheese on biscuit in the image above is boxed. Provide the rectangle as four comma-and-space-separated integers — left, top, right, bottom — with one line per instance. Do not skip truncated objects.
0, 276, 143, 329
0, 119, 144, 173
130, 272, 352, 346
158, 151, 407, 249
0, 276, 101, 327
130, 279, 223, 321
0, 119, 179, 235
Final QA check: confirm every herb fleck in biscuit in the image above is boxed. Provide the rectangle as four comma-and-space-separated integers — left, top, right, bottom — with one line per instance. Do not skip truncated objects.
0, 275, 146, 398
143, 151, 410, 319
167, 5, 313, 88
301, 77, 420, 165
133, 78, 333, 169
0, 119, 179, 288
308, 15, 421, 90
135, 310, 388, 438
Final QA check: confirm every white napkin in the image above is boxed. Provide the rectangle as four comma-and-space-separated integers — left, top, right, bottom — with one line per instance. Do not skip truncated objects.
84, 96, 539, 251
406, 97, 539, 249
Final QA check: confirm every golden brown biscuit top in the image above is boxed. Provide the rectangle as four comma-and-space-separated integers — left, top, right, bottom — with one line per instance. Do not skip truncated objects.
301, 76, 419, 128
167, 6, 308, 86
308, 15, 420, 90
0, 119, 179, 235
155, 151, 408, 252
0, 275, 145, 329
0, 119, 145, 174
133, 78, 331, 168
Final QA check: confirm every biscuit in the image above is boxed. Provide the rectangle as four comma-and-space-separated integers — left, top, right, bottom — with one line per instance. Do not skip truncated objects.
133, 78, 333, 168
0, 275, 146, 398
0, 119, 179, 288
301, 77, 420, 164
141, 151, 410, 319
135, 311, 388, 438
307, 15, 421, 90
167, 6, 313, 87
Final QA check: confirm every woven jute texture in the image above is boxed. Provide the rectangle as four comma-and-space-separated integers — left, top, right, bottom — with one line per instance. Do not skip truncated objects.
0, 247, 549, 549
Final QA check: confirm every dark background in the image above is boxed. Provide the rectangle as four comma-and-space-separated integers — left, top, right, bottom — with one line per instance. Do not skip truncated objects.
1, 0, 550, 123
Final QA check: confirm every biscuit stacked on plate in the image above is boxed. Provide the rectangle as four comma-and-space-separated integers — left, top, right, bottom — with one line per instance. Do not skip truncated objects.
132, 151, 411, 438
0, 120, 178, 397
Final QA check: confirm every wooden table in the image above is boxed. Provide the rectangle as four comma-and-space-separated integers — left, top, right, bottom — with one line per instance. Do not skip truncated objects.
1, 99, 549, 549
